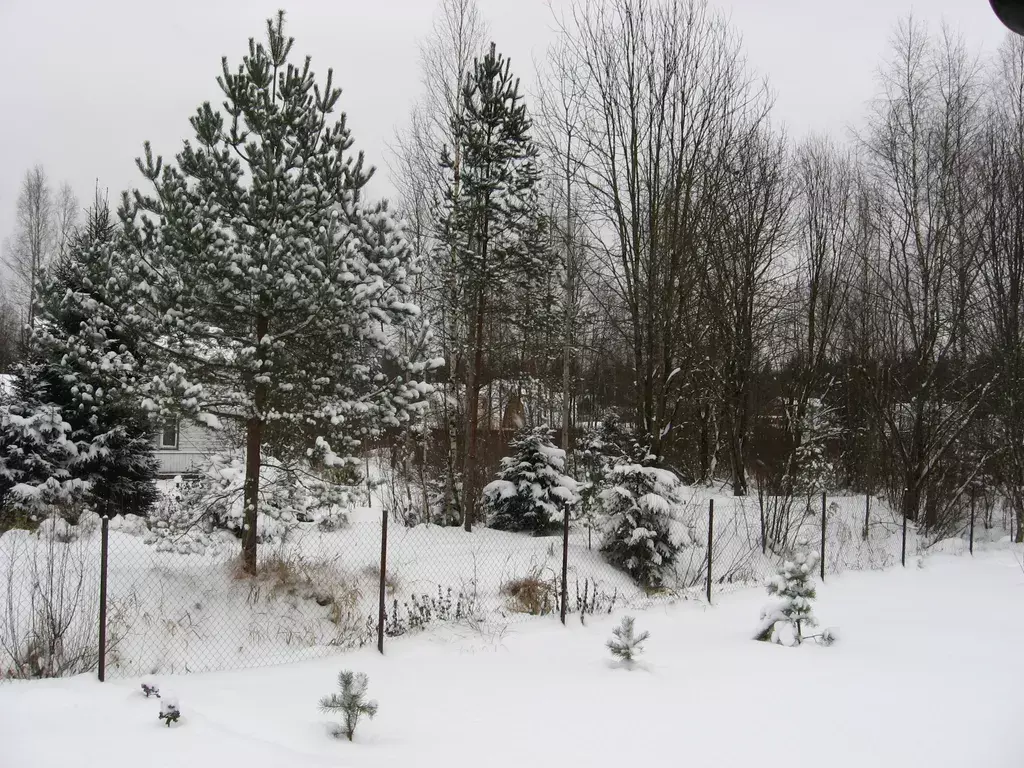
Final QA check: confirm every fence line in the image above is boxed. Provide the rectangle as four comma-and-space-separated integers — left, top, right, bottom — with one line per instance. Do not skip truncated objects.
0, 488, 999, 681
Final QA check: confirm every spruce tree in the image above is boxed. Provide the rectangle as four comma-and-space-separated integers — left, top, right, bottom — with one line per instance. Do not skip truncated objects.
115, 13, 436, 572
29, 195, 159, 519
577, 411, 628, 534
0, 397, 85, 527
599, 463, 680, 589
482, 425, 579, 534
437, 42, 548, 532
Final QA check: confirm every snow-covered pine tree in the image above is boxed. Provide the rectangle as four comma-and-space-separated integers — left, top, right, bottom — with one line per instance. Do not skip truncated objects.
755, 550, 819, 646
598, 463, 680, 589
28, 194, 159, 519
482, 425, 579, 534
319, 670, 378, 742
607, 615, 649, 664
437, 41, 549, 532
115, 13, 438, 573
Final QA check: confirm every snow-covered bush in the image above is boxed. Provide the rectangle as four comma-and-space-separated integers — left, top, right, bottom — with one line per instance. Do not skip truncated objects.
76, 510, 101, 537
144, 477, 223, 555
320, 670, 378, 741
598, 464, 681, 589
755, 550, 819, 646
483, 426, 579, 534
143, 455, 352, 553
607, 615, 649, 665
108, 513, 147, 536
158, 695, 180, 727
36, 515, 76, 544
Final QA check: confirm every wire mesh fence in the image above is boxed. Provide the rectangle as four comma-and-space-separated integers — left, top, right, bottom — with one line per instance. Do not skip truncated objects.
0, 482, 997, 682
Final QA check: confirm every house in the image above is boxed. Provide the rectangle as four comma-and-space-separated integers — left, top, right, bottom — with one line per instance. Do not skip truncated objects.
153, 416, 230, 477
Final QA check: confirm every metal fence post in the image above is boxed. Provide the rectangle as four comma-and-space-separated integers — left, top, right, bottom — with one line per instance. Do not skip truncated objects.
706, 499, 714, 604
560, 506, 569, 625
901, 504, 908, 567
863, 493, 870, 541
377, 506, 388, 654
969, 488, 976, 556
759, 500, 766, 555
820, 492, 826, 581
98, 515, 109, 682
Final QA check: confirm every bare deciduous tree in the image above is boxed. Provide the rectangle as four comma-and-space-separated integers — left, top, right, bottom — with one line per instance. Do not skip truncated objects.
863, 19, 987, 529
4, 166, 55, 340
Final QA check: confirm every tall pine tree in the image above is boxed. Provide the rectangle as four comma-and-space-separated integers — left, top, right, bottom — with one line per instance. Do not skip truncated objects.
437, 42, 548, 531
115, 13, 436, 573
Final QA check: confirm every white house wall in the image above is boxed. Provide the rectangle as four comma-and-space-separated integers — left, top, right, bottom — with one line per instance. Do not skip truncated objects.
154, 421, 233, 477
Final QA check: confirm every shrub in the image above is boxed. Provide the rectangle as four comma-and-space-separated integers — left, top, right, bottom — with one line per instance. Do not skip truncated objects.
0, 526, 100, 678
374, 586, 476, 638
159, 695, 180, 727
501, 571, 556, 615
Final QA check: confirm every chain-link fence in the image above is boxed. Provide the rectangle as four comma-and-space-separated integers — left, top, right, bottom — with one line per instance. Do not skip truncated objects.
0, 482, 999, 682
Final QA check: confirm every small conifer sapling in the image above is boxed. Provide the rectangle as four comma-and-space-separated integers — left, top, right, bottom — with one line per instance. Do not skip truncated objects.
141, 680, 160, 698
319, 670, 378, 741
755, 551, 819, 646
607, 616, 649, 665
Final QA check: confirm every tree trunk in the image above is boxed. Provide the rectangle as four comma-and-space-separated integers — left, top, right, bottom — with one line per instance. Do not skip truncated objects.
242, 315, 269, 574
463, 288, 486, 532
242, 414, 263, 574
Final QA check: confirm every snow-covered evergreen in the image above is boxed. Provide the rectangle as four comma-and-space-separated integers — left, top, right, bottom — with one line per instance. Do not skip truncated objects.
319, 670, 378, 742
755, 550, 819, 646
598, 464, 680, 589
0, 398, 87, 522
607, 616, 649, 665
482, 426, 579, 534
576, 412, 628, 532
434, 42, 552, 528
27, 195, 158, 520
108, 13, 438, 570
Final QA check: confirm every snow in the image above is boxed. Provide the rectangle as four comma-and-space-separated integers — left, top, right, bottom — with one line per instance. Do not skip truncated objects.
1, 550, 1021, 767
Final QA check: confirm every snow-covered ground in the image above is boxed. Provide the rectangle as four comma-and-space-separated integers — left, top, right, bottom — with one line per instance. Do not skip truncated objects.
2, 548, 1021, 768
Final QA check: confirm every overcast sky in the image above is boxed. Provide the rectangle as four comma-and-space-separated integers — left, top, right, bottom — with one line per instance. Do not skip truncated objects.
0, 0, 1011, 256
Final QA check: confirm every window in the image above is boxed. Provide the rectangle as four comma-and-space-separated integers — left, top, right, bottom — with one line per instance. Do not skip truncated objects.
160, 417, 179, 450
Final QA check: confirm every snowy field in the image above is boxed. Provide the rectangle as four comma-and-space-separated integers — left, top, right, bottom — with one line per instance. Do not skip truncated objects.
1, 548, 1021, 768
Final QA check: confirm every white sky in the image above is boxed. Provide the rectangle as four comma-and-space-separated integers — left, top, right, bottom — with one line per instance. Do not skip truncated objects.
0, 0, 1011, 255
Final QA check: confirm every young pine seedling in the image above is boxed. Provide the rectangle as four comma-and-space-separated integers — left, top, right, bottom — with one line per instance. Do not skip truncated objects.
607, 616, 650, 665
141, 680, 160, 698
319, 670, 378, 741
